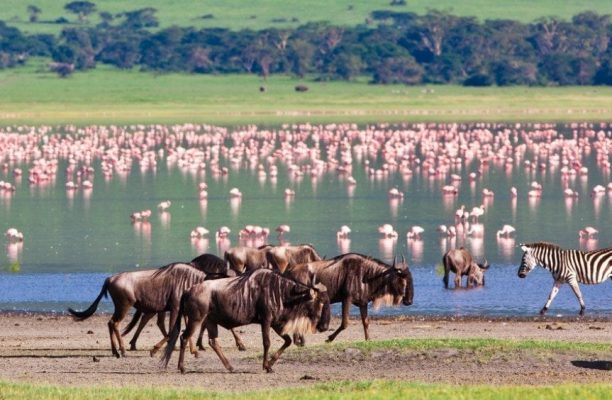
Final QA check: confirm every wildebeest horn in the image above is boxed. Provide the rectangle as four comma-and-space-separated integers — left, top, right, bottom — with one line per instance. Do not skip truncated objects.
312, 273, 317, 286
401, 253, 406, 265
314, 282, 327, 293
392, 255, 397, 268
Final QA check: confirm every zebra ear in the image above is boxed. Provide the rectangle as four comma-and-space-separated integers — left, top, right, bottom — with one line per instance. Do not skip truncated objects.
520, 244, 529, 252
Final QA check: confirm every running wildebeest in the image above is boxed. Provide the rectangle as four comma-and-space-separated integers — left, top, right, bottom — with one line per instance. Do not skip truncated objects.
68, 262, 232, 358
161, 269, 330, 373
285, 253, 413, 343
442, 248, 489, 289
121, 253, 245, 353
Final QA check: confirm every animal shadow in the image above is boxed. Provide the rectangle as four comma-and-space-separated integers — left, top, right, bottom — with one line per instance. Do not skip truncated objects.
571, 360, 612, 371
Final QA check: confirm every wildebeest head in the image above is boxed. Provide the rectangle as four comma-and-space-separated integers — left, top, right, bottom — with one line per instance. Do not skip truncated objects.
518, 244, 538, 278
282, 281, 330, 336
370, 255, 413, 308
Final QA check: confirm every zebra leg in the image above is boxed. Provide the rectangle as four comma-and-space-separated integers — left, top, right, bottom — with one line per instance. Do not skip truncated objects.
540, 281, 562, 315
567, 278, 586, 316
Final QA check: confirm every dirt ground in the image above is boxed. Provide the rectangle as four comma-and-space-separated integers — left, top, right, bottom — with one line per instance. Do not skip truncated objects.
0, 313, 611, 391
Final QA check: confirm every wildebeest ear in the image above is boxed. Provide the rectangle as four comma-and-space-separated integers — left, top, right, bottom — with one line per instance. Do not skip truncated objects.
314, 282, 327, 293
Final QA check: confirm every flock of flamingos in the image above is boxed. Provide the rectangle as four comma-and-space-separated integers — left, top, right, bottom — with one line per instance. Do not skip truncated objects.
1, 121, 610, 262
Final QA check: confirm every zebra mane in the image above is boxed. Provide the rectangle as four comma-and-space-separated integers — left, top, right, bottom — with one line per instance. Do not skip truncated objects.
525, 242, 561, 251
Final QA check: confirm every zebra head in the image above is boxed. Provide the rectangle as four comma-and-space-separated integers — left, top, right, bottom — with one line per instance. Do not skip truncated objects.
518, 244, 538, 278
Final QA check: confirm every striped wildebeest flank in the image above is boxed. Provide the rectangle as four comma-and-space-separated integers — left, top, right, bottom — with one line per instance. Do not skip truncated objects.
68, 263, 226, 358
285, 253, 413, 343
265, 243, 323, 273
224, 245, 272, 274
122, 253, 245, 353
442, 248, 489, 289
160, 269, 330, 373
518, 242, 612, 315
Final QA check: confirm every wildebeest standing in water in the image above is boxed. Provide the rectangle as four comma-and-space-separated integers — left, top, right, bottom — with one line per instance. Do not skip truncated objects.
122, 253, 245, 353
442, 248, 489, 289
285, 253, 413, 343
69, 263, 215, 358
161, 269, 330, 373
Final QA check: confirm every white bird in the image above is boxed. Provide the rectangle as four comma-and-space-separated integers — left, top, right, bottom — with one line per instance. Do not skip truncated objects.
216, 226, 231, 239
157, 200, 172, 212
284, 188, 295, 197
496, 224, 516, 238
388, 187, 404, 199
229, 188, 242, 198
337, 225, 351, 239
406, 226, 425, 239
5, 228, 23, 242
190, 226, 209, 238
578, 226, 598, 239
378, 224, 398, 238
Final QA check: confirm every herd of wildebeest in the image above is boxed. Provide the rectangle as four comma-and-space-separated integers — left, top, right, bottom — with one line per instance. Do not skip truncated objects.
66, 243, 501, 373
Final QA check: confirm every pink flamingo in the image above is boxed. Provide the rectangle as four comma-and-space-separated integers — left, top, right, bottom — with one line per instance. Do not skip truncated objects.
496, 224, 516, 238
406, 226, 424, 239
578, 226, 598, 239
336, 225, 351, 239
378, 224, 398, 239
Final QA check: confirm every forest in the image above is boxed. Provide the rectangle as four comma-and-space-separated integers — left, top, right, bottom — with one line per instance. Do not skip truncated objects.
1, 2, 612, 85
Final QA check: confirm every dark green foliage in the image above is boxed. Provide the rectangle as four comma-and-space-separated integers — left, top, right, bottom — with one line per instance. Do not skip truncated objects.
0, 7, 611, 85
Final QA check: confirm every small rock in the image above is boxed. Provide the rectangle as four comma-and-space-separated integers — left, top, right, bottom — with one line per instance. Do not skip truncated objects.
300, 374, 318, 380
87, 330, 94, 334
92, 356, 100, 362
14, 323, 19, 326
344, 348, 361, 356
545, 324, 564, 330
588, 326, 603, 330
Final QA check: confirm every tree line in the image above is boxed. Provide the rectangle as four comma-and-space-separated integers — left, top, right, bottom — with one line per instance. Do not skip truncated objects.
1, 6, 612, 85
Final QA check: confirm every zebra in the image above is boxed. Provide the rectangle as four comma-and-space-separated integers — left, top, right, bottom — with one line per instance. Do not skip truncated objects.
518, 242, 612, 316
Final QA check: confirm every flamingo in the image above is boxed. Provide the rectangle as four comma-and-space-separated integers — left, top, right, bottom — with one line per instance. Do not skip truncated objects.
216, 226, 231, 239
5, 228, 24, 242
284, 188, 295, 197
388, 187, 404, 199
470, 205, 485, 222
510, 186, 518, 198
337, 225, 351, 239
563, 188, 579, 198
275, 224, 290, 238
378, 224, 398, 239
496, 224, 516, 238
406, 226, 424, 239
190, 226, 209, 238
229, 188, 242, 198
158, 200, 172, 212
578, 226, 599, 239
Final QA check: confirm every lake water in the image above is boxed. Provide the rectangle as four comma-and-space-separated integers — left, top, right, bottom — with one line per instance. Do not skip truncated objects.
0, 122, 610, 316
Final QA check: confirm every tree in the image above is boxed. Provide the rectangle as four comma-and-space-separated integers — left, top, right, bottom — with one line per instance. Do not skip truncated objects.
64, 1, 97, 23
119, 8, 159, 30
27, 5, 41, 23
372, 56, 424, 84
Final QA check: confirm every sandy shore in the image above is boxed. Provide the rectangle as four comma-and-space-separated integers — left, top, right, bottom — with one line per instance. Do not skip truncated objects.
0, 313, 611, 391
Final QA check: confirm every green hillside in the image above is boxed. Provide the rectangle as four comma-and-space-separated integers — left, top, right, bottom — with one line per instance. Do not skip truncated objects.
4, 0, 612, 34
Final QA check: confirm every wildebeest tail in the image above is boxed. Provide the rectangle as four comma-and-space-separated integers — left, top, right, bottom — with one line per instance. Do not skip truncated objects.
160, 292, 185, 368
121, 309, 142, 336
67, 278, 109, 321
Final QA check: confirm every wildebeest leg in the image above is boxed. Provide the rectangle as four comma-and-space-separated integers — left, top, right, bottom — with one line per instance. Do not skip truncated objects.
327, 296, 351, 342
177, 314, 201, 374
268, 326, 292, 369
454, 273, 462, 289
128, 312, 155, 351
108, 306, 129, 358
230, 328, 246, 351
359, 304, 370, 341
156, 312, 168, 337
207, 322, 234, 372
261, 319, 274, 372
196, 320, 206, 350
293, 332, 305, 347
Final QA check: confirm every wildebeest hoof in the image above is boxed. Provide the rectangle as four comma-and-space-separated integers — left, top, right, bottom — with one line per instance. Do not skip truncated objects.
193, 351, 199, 358
238, 344, 246, 351
179, 367, 186, 374
265, 367, 274, 373
129, 345, 137, 351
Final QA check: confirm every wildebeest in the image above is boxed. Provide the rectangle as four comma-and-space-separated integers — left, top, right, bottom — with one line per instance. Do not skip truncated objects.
122, 253, 245, 353
224, 245, 272, 273
161, 269, 330, 373
442, 248, 489, 289
266, 244, 322, 273
224, 244, 322, 274
68, 262, 224, 358
285, 253, 413, 342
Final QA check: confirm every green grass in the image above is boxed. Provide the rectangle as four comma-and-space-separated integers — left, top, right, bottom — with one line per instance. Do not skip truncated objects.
1, 380, 612, 400
2, 59, 612, 126
313, 337, 612, 353
3, 0, 612, 34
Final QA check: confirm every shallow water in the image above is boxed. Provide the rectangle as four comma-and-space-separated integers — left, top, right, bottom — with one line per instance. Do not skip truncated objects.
0, 123, 610, 316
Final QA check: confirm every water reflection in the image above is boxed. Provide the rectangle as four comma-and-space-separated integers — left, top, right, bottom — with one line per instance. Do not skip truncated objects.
496, 237, 516, 261
6, 242, 23, 263
190, 238, 209, 254
378, 238, 396, 261
337, 238, 351, 254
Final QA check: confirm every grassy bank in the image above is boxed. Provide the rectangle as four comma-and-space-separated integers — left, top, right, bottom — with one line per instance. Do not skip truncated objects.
5, 0, 612, 34
2, 61, 612, 126
1, 380, 612, 400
